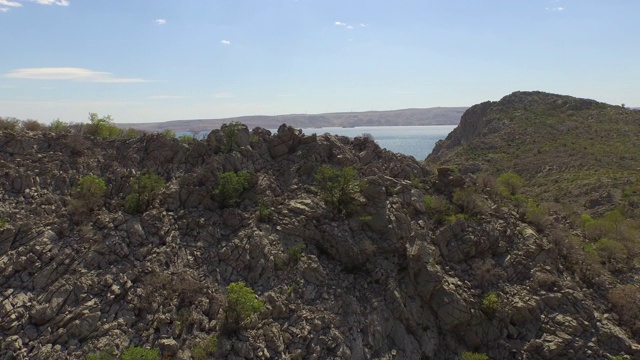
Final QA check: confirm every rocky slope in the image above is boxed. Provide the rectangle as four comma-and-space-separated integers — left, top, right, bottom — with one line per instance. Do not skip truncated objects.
1, 102, 639, 359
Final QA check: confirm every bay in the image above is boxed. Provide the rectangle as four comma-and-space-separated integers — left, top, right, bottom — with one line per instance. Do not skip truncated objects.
180, 125, 457, 160
300, 125, 457, 160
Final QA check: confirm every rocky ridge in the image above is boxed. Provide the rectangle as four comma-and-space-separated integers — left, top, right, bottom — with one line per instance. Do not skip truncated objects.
0, 116, 638, 359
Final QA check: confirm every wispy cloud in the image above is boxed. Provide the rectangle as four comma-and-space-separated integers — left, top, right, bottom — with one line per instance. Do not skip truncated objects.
0, 0, 21, 7
334, 21, 346, 26
154, 18, 166, 25
212, 92, 233, 98
545, 6, 565, 11
0, 0, 68, 12
29, 0, 69, 5
360, 23, 367, 27
220, 40, 231, 45
4, 67, 151, 83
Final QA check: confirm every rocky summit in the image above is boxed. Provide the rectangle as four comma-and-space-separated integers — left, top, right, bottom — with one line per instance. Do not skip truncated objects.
1, 93, 639, 360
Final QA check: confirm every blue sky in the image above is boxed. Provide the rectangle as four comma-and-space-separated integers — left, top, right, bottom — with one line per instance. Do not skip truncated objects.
1, 0, 638, 123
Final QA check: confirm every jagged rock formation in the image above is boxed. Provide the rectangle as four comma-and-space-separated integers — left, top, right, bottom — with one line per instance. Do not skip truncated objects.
1, 105, 639, 359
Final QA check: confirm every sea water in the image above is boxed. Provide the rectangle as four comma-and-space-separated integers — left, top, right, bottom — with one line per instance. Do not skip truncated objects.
181, 125, 456, 160
300, 126, 457, 160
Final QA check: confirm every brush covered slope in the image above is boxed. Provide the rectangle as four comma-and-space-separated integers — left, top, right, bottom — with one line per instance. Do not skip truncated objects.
0, 114, 638, 359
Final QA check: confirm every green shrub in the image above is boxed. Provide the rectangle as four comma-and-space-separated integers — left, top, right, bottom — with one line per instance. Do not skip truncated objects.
525, 200, 549, 231
178, 134, 196, 143
579, 214, 594, 229
87, 113, 123, 139
0, 117, 20, 131
497, 172, 523, 197
0, 217, 7, 229
221, 121, 244, 153
190, 335, 217, 360
161, 129, 176, 138
594, 238, 628, 269
424, 194, 454, 224
124, 171, 165, 214
461, 352, 489, 360
76, 175, 107, 210
87, 351, 115, 360
124, 128, 140, 138
287, 243, 306, 265
21, 119, 43, 132
256, 199, 271, 221
224, 282, 264, 331
215, 171, 250, 207
452, 187, 486, 217
314, 165, 362, 213
121, 347, 160, 360
481, 291, 499, 317
49, 118, 69, 133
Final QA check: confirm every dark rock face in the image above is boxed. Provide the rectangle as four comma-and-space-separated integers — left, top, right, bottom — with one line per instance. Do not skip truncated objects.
0, 122, 638, 359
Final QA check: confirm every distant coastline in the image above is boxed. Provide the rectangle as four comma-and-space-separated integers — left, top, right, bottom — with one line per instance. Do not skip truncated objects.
119, 107, 467, 133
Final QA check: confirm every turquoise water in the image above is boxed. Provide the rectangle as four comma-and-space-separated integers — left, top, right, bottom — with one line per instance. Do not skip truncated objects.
181, 125, 456, 160
300, 126, 457, 160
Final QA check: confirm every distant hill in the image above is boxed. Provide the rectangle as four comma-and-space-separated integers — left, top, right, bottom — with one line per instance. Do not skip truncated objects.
119, 107, 467, 132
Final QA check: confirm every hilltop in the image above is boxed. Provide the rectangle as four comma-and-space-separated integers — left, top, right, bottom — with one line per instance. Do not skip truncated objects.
1, 93, 640, 360
119, 107, 467, 133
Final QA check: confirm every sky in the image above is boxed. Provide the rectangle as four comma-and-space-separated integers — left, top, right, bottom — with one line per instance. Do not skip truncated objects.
1, 0, 639, 124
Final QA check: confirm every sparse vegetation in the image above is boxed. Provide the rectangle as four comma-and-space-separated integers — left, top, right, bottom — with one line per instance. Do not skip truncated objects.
287, 243, 306, 265
87, 113, 123, 139
215, 171, 250, 207
481, 291, 500, 317
256, 199, 271, 221
161, 129, 176, 138
224, 282, 264, 331
497, 172, 523, 197
314, 165, 362, 213
221, 121, 244, 153
0, 217, 7, 229
49, 118, 69, 133
75, 175, 107, 210
461, 352, 489, 360
124, 171, 165, 214
190, 335, 218, 360
424, 194, 454, 224
87, 351, 115, 360
121, 347, 160, 360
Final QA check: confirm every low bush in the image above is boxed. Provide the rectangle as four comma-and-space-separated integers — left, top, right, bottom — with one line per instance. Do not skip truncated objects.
215, 171, 250, 207
87, 113, 123, 139
49, 118, 69, 133
287, 243, 306, 265
0, 117, 20, 131
452, 187, 486, 217
461, 352, 489, 360
75, 175, 107, 210
124, 171, 165, 214
190, 335, 218, 360
87, 351, 115, 360
525, 200, 550, 232
224, 282, 264, 332
497, 172, 523, 197
424, 194, 454, 224
314, 165, 362, 213
121, 347, 160, 360
481, 291, 500, 317
608, 284, 640, 336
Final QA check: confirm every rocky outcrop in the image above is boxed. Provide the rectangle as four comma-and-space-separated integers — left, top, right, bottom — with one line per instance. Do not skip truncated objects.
0, 124, 638, 359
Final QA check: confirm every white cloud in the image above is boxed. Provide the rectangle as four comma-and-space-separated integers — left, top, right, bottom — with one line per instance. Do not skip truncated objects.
334, 21, 346, 26
360, 23, 367, 27
154, 18, 166, 25
30, 0, 69, 5
0, 7, 10, 11
346, 25, 353, 29
545, 6, 565, 11
220, 40, 231, 45
212, 92, 233, 98
0, 0, 21, 7
4, 67, 150, 83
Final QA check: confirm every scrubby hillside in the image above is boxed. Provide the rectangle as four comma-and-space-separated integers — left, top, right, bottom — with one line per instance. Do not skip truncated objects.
1, 106, 639, 360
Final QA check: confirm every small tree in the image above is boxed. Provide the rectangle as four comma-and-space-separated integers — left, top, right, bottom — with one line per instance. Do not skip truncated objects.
76, 175, 107, 210
224, 282, 264, 332
215, 171, 250, 207
221, 121, 244, 153
124, 171, 165, 214
88, 113, 123, 139
314, 165, 362, 213
497, 172, 523, 197
49, 118, 69, 133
